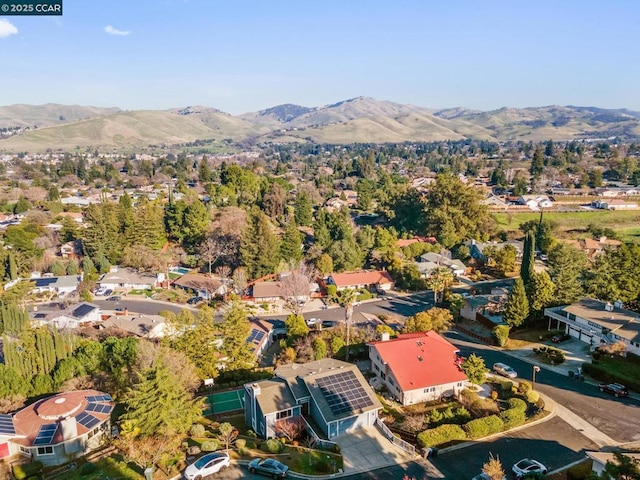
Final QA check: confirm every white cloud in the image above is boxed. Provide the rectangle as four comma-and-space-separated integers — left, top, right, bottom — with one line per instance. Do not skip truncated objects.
104, 25, 131, 36
0, 19, 18, 39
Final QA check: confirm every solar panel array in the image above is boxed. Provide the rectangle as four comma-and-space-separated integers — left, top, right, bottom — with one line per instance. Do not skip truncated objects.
315, 370, 374, 416
86, 402, 113, 415
33, 424, 57, 445
86, 394, 112, 403
34, 278, 57, 287
0, 414, 15, 435
72, 304, 95, 318
76, 412, 100, 430
247, 329, 266, 344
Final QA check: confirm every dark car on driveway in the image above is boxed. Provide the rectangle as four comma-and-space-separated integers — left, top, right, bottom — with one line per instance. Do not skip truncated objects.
551, 333, 571, 343
599, 383, 629, 397
248, 458, 289, 478
106, 295, 121, 302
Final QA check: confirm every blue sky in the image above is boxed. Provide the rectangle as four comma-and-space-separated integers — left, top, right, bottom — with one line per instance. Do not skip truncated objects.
0, 0, 639, 114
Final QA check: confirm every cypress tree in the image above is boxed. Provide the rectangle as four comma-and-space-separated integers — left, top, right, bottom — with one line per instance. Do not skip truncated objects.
520, 231, 536, 286
504, 278, 529, 328
280, 219, 303, 263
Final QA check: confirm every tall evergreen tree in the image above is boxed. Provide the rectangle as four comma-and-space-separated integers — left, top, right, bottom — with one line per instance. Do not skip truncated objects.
520, 230, 536, 286
527, 271, 555, 316
294, 191, 313, 227
280, 219, 303, 263
241, 210, 280, 280
313, 208, 331, 249
504, 278, 529, 327
548, 243, 587, 305
218, 296, 255, 370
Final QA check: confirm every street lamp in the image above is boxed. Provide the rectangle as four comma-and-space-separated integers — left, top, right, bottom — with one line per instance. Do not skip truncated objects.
532, 365, 540, 390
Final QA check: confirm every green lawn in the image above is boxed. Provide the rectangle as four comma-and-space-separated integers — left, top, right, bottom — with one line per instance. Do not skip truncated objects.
590, 354, 640, 387
60, 456, 143, 480
493, 209, 640, 242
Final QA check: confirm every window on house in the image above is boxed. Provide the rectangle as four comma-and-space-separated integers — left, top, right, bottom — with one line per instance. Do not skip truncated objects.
373, 365, 379, 372
276, 409, 292, 420
37, 446, 54, 455
423, 387, 435, 393
19, 446, 29, 455
376, 355, 380, 362
381, 373, 386, 380
389, 379, 395, 387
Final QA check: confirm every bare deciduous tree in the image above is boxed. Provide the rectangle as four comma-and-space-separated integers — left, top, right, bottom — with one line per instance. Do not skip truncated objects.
482, 453, 506, 480
274, 417, 305, 441
280, 261, 318, 315
232, 267, 247, 295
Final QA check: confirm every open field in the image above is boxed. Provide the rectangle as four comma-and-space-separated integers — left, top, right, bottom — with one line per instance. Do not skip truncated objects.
492, 209, 640, 242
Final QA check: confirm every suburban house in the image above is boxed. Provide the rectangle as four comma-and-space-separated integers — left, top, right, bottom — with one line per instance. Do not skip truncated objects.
244, 358, 382, 439
368, 331, 468, 406
172, 273, 227, 300
586, 451, 640, 477
30, 302, 101, 329
481, 194, 508, 209
59, 240, 83, 260
0, 390, 113, 466
516, 195, 554, 210
563, 237, 622, 259
591, 199, 638, 210
56, 212, 84, 224
416, 251, 467, 277
100, 313, 167, 339
595, 187, 640, 197
251, 282, 284, 303
31, 275, 82, 297
98, 267, 165, 291
328, 270, 394, 292
465, 239, 524, 263
545, 298, 640, 356
247, 318, 275, 358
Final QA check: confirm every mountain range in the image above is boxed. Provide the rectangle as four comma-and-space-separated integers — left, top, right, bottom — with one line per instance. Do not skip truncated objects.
1, 98, 639, 152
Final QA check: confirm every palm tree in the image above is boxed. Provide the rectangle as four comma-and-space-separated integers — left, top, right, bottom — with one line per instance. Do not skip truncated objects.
425, 267, 454, 304
337, 288, 358, 361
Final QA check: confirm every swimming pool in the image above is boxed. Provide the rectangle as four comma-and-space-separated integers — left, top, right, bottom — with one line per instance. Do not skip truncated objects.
171, 267, 190, 275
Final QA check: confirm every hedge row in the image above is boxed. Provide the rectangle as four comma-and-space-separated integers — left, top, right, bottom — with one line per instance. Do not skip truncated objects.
417, 407, 527, 448
582, 363, 640, 393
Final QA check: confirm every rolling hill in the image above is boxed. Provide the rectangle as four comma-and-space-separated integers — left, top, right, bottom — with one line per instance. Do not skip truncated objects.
1, 99, 639, 152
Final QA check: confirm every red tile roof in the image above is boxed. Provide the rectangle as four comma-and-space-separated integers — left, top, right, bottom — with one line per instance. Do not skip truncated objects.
369, 331, 467, 391
330, 270, 394, 288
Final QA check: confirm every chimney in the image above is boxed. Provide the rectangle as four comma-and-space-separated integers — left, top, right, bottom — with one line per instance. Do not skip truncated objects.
614, 299, 623, 309
381, 332, 390, 342
60, 417, 78, 441
605, 302, 614, 312
599, 236, 607, 243
251, 383, 261, 395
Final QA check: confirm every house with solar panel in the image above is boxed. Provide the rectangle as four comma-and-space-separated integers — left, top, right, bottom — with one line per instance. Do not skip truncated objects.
244, 358, 382, 439
247, 318, 274, 358
31, 275, 82, 297
0, 390, 113, 466
30, 302, 101, 329
368, 331, 468, 406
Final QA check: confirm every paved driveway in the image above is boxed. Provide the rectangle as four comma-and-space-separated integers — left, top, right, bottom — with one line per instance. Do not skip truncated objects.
335, 426, 414, 473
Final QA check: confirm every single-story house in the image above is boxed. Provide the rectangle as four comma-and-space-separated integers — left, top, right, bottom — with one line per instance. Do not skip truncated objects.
244, 358, 382, 440
98, 267, 165, 291
248, 318, 275, 358
30, 302, 101, 329
465, 239, 524, 263
59, 240, 83, 260
545, 298, 640, 356
31, 275, 82, 297
0, 390, 113, 466
516, 195, 553, 210
563, 237, 622, 259
172, 273, 227, 300
328, 270, 394, 292
100, 313, 167, 339
251, 282, 283, 303
417, 252, 467, 277
586, 451, 640, 477
368, 331, 468, 406
57, 212, 84, 224
481, 195, 508, 209
591, 199, 638, 210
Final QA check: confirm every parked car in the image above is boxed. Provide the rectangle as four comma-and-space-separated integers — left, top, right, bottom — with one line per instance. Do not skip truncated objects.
187, 296, 204, 305
306, 318, 321, 327
512, 458, 547, 478
106, 295, 121, 302
248, 458, 289, 478
183, 452, 230, 480
353, 301, 362, 307
551, 333, 571, 343
493, 362, 518, 379
103, 289, 113, 297
599, 383, 629, 397
95, 287, 107, 296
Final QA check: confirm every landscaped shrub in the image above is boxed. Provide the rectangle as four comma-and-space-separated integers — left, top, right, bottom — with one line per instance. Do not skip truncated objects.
326, 285, 337, 297
80, 463, 98, 475
189, 423, 205, 437
500, 380, 514, 394
525, 390, 540, 403
517, 381, 532, 395
417, 424, 467, 448
507, 397, 527, 413
493, 325, 510, 347
245, 429, 258, 438
235, 439, 246, 450
500, 408, 526, 429
262, 438, 285, 454
356, 290, 373, 301
463, 415, 504, 439
201, 440, 219, 452
12, 462, 43, 480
